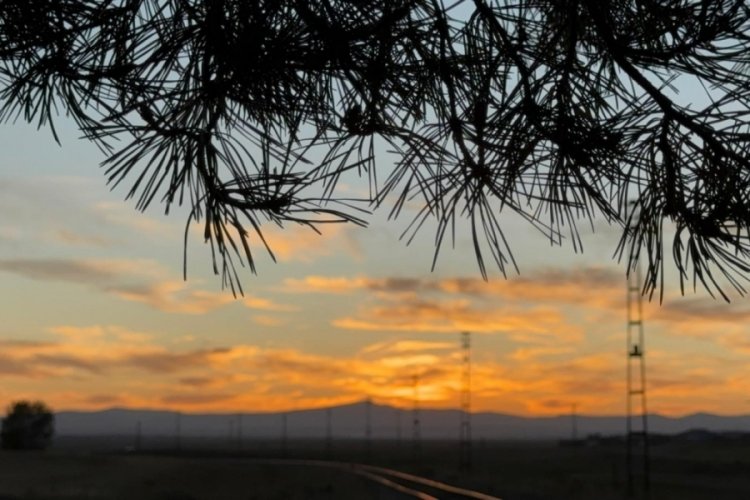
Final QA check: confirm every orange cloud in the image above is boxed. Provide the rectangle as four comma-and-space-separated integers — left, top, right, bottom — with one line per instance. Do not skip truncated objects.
509, 346, 576, 362
719, 332, 750, 354
2, 322, 748, 416
282, 275, 374, 294
50, 229, 114, 248
263, 224, 363, 262
243, 295, 296, 311
111, 281, 236, 314
360, 340, 456, 354
334, 296, 583, 342
94, 201, 175, 236
283, 268, 624, 309
189, 221, 363, 265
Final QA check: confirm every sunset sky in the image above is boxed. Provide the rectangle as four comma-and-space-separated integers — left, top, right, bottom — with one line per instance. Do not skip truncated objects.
1, 115, 750, 418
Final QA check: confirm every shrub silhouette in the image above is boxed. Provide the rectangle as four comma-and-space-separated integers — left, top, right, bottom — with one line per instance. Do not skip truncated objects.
1, 400, 54, 450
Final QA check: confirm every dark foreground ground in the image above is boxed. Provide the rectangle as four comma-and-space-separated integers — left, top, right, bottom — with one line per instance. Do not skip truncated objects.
1, 436, 749, 499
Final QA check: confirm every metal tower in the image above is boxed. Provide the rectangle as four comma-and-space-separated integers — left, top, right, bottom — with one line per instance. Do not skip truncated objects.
459, 331, 472, 471
626, 261, 650, 497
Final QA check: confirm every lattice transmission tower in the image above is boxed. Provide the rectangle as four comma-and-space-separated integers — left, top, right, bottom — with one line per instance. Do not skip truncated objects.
626, 260, 650, 497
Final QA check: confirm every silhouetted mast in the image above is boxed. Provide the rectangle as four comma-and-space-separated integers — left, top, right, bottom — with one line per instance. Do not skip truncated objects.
459, 331, 472, 471
626, 253, 651, 497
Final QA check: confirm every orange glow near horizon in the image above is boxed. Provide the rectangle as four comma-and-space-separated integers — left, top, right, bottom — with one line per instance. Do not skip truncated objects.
1, 173, 750, 419
3, 321, 750, 417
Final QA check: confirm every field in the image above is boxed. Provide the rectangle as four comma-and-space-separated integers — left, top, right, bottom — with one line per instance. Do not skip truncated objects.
1, 436, 749, 499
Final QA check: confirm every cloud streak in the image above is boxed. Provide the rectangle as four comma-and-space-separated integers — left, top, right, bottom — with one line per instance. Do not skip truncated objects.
283, 267, 624, 308
0, 326, 748, 415
334, 296, 583, 343
0, 257, 292, 315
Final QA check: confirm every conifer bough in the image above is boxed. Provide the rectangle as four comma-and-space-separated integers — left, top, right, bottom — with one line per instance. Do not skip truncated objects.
1, 0, 749, 300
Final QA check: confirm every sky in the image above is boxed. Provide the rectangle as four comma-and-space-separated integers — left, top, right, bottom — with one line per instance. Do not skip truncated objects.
1, 113, 750, 419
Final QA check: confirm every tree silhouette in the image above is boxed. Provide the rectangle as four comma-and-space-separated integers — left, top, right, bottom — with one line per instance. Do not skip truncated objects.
1, 400, 55, 450
1, 1, 749, 299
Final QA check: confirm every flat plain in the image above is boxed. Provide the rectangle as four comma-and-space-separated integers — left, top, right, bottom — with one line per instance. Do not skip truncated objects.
1, 437, 749, 499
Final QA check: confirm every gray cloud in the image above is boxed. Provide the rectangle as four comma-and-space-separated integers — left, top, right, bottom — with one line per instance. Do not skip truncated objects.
178, 376, 218, 388
85, 394, 124, 406
52, 229, 114, 248
257, 351, 348, 378
121, 348, 232, 374
161, 393, 235, 405
0, 354, 39, 376
0, 258, 118, 284
659, 297, 750, 323
0, 257, 237, 314
0, 340, 56, 349
31, 353, 103, 374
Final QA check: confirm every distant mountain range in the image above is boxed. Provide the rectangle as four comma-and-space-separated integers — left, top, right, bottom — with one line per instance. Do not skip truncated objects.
53, 402, 750, 440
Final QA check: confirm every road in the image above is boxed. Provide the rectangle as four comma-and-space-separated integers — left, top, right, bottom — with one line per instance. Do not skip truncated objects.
249, 459, 502, 499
